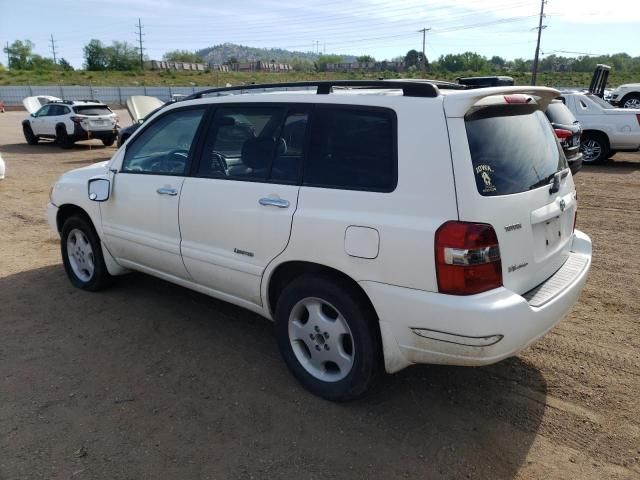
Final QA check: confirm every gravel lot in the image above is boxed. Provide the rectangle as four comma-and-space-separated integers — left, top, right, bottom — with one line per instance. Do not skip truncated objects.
1, 110, 639, 480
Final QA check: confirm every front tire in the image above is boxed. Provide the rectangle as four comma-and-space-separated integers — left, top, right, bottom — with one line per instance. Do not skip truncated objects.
61, 215, 112, 291
274, 274, 382, 401
621, 94, 640, 109
23, 123, 39, 145
580, 133, 609, 164
56, 126, 74, 149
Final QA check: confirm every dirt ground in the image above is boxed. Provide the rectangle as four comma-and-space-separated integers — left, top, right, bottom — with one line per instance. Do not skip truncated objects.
0, 109, 639, 480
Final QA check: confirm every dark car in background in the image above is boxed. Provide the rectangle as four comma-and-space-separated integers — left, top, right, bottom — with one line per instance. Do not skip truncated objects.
546, 99, 583, 175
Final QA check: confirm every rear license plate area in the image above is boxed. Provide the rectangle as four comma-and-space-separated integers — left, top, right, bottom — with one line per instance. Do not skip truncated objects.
544, 217, 562, 248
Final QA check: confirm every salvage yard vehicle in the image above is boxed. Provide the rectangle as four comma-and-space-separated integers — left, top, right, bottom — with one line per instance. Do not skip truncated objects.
117, 95, 166, 147
22, 98, 118, 149
0, 152, 5, 180
609, 83, 640, 109
545, 99, 583, 175
560, 91, 640, 163
47, 80, 592, 401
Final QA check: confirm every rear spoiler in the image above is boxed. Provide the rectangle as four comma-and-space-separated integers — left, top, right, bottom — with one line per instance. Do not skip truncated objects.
443, 86, 560, 118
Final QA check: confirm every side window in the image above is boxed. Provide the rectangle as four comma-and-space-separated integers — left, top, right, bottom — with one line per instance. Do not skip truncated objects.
197, 106, 288, 181
48, 105, 64, 116
271, 111, 308, 183
121, 107, 205, 175
305, 107, 396, 192
36, 105, 50, 117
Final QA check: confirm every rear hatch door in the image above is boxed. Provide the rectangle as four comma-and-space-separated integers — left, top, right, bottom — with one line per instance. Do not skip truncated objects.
73, 104, 117, 131
445, 90, 576, 295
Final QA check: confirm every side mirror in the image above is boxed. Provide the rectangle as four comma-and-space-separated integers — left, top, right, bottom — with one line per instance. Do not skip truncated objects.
88, 178, 110, 202
30, 113, 36, 117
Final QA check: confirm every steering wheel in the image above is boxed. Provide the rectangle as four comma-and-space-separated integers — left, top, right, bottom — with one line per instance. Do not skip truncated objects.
210, 151, 228, 173
159, 149, 189, 173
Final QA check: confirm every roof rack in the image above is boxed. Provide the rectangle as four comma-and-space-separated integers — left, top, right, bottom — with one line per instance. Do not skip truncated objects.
183, 80, 452, 101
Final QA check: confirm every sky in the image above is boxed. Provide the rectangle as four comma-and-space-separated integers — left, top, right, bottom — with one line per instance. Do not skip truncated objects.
1, 0, 639, 68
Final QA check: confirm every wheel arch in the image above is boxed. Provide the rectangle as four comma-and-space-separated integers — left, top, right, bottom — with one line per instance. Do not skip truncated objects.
582, 129, 610, 147
266, 261, 379, 324
620, 92, 640, 106
56, 203, 127, 276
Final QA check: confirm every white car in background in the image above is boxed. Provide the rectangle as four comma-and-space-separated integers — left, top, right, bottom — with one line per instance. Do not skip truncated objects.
22, 97, 118, 149
0, 152, 5, 180
609, 83, 640, 109
560, 92, 640, 163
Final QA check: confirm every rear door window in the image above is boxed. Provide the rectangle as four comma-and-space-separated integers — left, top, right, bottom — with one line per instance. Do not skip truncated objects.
465, 107, 567, 196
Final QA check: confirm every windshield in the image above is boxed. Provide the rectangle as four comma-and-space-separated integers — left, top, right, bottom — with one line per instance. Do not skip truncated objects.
465, 107, 568, 196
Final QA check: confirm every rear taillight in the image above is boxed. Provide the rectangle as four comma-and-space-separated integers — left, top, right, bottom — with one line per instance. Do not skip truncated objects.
70, 116, 84, 123
573, 211, 577, 232
435, 221, 502, 295
636, 114, 640, 126
554, 128, 572, 139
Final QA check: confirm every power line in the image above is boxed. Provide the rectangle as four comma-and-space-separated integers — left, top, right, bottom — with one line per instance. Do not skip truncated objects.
49, 34, 58, 64
531, 0, 546, 85
135, 18, 145, 69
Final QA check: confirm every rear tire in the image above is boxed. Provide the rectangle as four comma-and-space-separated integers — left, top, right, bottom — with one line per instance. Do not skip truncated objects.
102, 136, 115, 147
56, 126, 74, 149
61, 215, 113, 291
23, 124, 39, 145
274, 274, 382, 401
580, 133, 609, 164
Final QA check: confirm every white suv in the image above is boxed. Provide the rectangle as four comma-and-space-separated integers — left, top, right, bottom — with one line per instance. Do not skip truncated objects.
47, 81, 592, 400
22, 99, 118, 149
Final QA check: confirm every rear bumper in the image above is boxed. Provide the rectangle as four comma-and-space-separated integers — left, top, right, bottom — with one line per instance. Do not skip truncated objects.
73, 123, 117, 141
568, 153, 583, 175
361, 229, 592, 374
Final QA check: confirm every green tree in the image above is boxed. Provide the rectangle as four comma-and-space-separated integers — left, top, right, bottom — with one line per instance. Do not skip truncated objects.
106, 41, 140, 70
163, 50, 202, 63
84, 39, 109, 70
356, 55, 375, 63
3, 40, 35, 69
490, 55, 506, 69
315, 54, 343, 72
404, 49, 421, 68
58, 58, 74, 71
30, 55, 56, 70
224, 56, 239, 66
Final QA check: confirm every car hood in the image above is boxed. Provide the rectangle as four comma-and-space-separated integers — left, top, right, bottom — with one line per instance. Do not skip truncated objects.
22, 95, 62, 114
61, 161, 110, 181
126, 95, 164, 123
615, 83, 640, 91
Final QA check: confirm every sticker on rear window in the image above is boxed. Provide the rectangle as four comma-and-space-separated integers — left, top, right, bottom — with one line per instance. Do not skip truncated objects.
475, 164, 496, 193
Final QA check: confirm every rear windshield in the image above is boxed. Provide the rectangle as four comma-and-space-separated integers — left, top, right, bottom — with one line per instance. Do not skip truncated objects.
466, 107, 567, 196
546, 102, 577, 125
73, 105, 112, 116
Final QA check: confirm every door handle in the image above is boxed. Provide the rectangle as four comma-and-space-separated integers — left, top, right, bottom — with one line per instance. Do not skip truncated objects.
156, 186, 178, 196
259, 197, 289, 208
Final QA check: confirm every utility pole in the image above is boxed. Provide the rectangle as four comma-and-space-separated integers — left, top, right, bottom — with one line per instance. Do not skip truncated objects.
5, 41, 10, 69
49, 34, 58, 64
136, 18, 145, 70
418, 27, 431, 71
531, 0, 546, 85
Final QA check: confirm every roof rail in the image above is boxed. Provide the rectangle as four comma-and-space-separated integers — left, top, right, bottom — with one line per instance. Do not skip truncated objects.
183, 80, 446, 100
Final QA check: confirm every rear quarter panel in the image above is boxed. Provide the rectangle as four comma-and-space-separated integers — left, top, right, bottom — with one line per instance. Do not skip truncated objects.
264, 97, 458, 294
